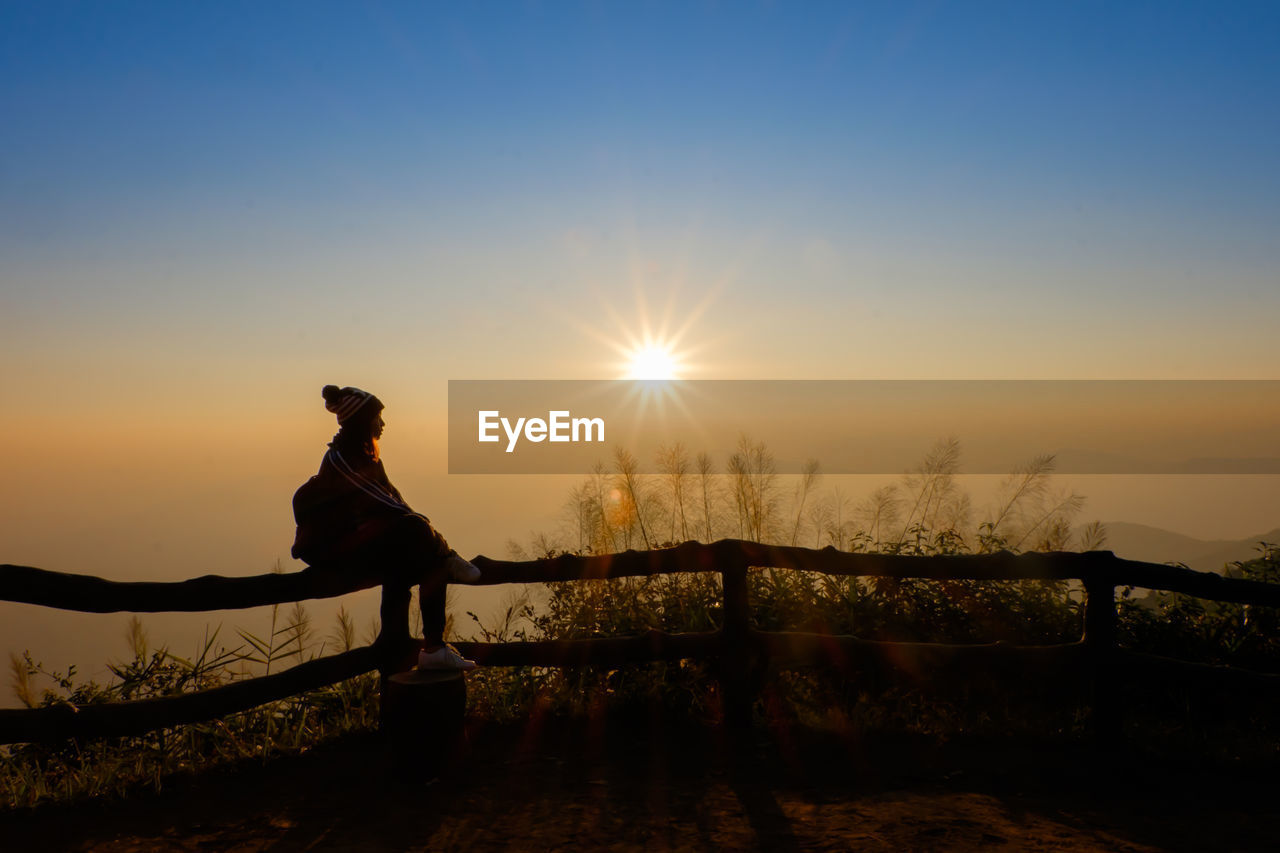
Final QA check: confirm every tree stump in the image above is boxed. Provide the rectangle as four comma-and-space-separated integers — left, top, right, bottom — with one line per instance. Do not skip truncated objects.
380, 669, 467, 780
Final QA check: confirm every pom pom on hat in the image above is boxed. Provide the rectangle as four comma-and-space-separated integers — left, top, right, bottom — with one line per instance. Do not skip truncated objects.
322, 385, 383, 424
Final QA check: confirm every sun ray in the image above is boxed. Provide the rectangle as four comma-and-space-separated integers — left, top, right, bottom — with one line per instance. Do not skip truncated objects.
537, 209, 748, 380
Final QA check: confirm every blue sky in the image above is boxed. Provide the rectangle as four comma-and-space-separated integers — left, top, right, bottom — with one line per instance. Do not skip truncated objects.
3, 0, 1278, 412
6, 1, 1278, 269
2, 0, 1278, 520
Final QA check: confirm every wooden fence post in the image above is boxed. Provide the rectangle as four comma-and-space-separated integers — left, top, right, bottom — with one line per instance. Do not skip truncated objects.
380, 669, 467, 780
721, 562, 753, 729
1083, 573, 1120, 746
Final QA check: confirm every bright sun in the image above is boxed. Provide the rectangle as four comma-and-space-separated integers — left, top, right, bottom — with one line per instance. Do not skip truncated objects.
625, 342, 680, 380
555, 271, 718, 380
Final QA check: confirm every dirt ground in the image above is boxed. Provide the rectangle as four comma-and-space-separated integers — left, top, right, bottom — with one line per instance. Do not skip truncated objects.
3, 714, 1278, 852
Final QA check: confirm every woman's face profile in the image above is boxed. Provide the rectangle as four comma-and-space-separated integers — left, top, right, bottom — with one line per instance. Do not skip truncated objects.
370, 413, 385, 439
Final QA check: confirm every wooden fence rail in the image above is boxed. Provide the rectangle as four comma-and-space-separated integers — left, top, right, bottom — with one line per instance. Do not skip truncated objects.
2, 540, 1277, 745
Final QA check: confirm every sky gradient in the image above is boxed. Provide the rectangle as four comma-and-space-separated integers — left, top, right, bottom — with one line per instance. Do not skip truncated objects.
2, 2, 1278, 686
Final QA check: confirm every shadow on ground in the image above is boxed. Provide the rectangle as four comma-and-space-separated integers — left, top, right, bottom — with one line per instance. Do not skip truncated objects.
3, 711, 1278, 851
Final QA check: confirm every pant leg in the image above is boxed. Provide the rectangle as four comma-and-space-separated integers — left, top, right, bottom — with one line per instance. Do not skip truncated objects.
400, 513, 453, 562
419, 575, 448, 647
379, 580, 413, 647
380, 514, 453, 646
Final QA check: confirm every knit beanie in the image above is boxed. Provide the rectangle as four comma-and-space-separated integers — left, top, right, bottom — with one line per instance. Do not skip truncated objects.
322, 385, 384, 424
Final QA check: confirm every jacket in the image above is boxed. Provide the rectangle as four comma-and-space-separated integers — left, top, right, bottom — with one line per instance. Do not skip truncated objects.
291, 444, 414, 564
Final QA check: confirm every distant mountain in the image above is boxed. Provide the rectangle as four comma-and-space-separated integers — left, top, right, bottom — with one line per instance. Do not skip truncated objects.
1050, 450, 1280, 475
1099, 522, 1280, 572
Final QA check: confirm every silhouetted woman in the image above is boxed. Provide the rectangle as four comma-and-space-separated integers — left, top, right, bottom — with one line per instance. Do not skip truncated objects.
292, 385, 480, 670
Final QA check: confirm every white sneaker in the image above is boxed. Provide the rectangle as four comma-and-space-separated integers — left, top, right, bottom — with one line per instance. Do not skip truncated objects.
443, 553, 482, 584
417, 644, 477, 671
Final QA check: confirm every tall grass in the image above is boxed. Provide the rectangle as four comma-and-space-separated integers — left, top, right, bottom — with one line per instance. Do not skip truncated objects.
483, 438, 1280, 752
2, 604, 379, 809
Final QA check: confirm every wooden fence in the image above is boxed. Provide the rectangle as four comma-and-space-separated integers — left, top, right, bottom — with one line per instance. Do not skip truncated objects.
2, 540, 1278, 746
